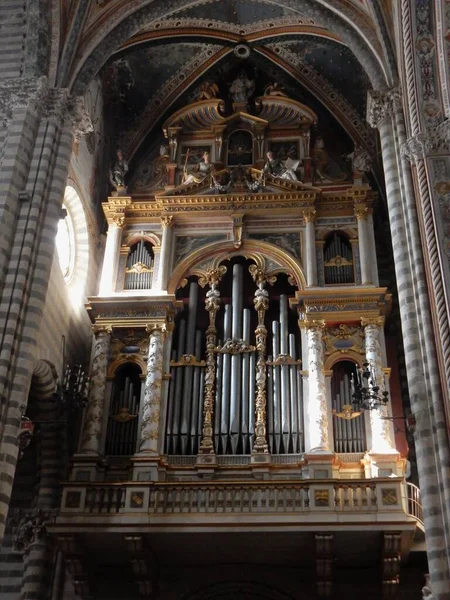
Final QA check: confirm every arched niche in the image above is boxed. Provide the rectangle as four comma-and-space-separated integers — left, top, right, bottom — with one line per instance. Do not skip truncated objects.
107, 355, 147, 379
168, 239, 306, 294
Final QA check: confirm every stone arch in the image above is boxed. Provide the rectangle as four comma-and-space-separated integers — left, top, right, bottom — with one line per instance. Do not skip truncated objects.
123, 231, 161, 248
324, 351, 364, 372
69, 0, 390, 95
182, 581, 297, 600
167, 239, 306, 293
107, 355, 147, 379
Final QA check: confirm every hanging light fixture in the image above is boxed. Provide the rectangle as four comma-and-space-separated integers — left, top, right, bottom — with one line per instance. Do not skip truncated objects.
350, 361, 389, 411
55, 363, 89, 412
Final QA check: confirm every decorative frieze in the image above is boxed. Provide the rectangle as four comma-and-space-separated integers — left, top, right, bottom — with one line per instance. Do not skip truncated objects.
401, 120, 450, 162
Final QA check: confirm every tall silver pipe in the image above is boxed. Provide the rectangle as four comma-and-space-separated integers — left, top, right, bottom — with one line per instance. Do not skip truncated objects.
166, 349, 177, 452
248, 351, 256, 453
241, 308, 251, 453
230, 264, 243, 455
172, 318, 187, 453
279, 295, 291, 453
267, 357, 274, 453
220, 304, 232, 453
197, 370, 205, 451
180, 283, 199, 454
296, 368, 304, 451
190, 330, 202, 454
214, 342, 223, 453
289, 334, 299, 453
272, 320, 281, 454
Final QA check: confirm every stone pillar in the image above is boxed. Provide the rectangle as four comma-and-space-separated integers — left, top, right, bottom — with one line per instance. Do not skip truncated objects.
303, 209, 317, 286
79, 327, 112, 455
138, 325, 165, 453
361, 317, 396, 454
157, 216, 174, 291
99, 218, 124, 295
301, 321, 329, 452
354, 204, 372, 285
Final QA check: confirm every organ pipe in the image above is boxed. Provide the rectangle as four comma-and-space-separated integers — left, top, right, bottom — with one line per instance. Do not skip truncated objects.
230, 265, 243, 454
105, 372, 140, 456
124, 240, 154, 290
332, 363, 366, 453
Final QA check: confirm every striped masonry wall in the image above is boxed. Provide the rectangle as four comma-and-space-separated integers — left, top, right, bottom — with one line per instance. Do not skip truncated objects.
0, 113, 74, 542
0, 1, 26, 80
378, 111, 450, 598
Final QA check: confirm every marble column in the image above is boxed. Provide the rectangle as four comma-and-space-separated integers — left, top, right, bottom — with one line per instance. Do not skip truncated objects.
139, 325, 165, 453
99, 218, 124, 295
302, 321, 329, 452
303, 209, 317, 287
361, 317, 395, 453
354, 204, 372, 285
157, 216, 174, 291
79, 327, 112, 455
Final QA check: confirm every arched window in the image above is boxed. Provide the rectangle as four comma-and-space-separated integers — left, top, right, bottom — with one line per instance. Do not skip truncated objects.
124, 240, 154, 290
323, 231, 354, 284
105, 363, 142, 456
331, 360, 367, 453
56, 205, 75, 281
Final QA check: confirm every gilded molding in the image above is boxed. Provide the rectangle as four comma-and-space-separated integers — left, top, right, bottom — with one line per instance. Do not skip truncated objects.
361, 316, 385, 327
302, 209, 317, 223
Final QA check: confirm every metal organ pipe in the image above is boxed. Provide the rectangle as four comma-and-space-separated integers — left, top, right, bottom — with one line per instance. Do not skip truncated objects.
289, 334, 300, 453
190, 330, 202, 454
230, 264, 243, 454
241, 308, 251, 454
220, 304, 232, 454
279, 295, 291, 453
272, 320, 281, 454
180, 283, 199, 454
171, 318, 186, 453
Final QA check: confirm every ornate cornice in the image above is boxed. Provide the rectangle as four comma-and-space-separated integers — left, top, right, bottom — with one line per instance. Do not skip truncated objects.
366, 87, 402, 128
401, 120, 450, 163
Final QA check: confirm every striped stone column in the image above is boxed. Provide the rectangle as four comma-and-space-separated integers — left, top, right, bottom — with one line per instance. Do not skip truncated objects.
368, 89, 450, 597
0, 85, 91, 541
139, 325, 165, 453
79, 326, 112, 455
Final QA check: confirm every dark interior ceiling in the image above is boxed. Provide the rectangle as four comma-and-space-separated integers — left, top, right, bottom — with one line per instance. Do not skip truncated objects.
99, 0, 374, 178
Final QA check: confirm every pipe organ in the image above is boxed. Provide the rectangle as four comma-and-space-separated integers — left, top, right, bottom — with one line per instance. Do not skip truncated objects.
124, 240, 154, 290
331, 361, 367, 453
105, 365, 141, 456
323, 232, 354, 284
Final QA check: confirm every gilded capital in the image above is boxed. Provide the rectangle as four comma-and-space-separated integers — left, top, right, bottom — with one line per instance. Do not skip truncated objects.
354, 205, 368, 221
361, 316, 384, 328
92, 325, 113, 336
299, 319, 326, 331
145, 323, 167, 338
302, 209, 316, 223
161, 215, 174, 228
112, 215, 125, 228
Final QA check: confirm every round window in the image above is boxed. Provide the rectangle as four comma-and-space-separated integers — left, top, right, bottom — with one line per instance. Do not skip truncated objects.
56, 205, 75, 281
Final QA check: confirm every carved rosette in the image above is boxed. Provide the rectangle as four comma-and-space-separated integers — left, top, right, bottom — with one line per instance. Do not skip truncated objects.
303, 321, 329, 451
199, 268, 227, 454
250, 267, 275, 454
361, 317, 395, 452
139, 325, 166, 452
79, 327, 112, 454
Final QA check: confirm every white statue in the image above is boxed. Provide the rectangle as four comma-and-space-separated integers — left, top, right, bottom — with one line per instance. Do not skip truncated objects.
230, 71, 255, 103
182, 151, 214, 186
263, 151, 300, 182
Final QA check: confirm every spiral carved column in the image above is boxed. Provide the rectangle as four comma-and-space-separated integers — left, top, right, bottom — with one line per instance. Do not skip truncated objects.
79, 326, 112, 455
198, 267, 226, 456
139, 325, 166, 453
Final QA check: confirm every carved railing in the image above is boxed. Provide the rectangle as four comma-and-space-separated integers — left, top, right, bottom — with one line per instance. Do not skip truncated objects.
59, 479, 421, 522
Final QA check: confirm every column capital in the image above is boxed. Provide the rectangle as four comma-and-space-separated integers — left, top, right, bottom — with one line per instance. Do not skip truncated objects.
111, 215, 125, 228
401, 120, 450, 163
299, 319, 326, 331
161, 215, 174, 228
361, 316, 384, 328
302, 209, 317, 223
145, 322, 167, 337
354, 204, 369, 221
198, 265, 227, 288
366, 87, 402, 128
92, 325, 112, 336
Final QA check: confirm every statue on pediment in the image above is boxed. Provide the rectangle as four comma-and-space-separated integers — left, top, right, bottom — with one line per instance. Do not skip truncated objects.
182, 151, 214, 186
230, 71, 255, 103
263, 150, 300, 182
110, 149, 128, 190
198, 81, 219, 100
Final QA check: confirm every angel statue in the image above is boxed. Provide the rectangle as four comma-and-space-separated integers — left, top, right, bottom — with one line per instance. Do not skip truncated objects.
263, 150, 300, 182
110, 149, 128, 190
198, 81, 219, 100
182, 151, 214, 186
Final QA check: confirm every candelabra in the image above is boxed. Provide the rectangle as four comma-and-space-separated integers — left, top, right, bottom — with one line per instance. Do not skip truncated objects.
351, 361, 389, 411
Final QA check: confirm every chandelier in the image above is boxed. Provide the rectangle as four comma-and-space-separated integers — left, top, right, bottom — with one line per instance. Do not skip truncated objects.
351, 361, 389, 411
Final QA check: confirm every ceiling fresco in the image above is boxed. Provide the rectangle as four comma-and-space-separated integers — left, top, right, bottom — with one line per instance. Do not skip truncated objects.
166, 0, 303, 24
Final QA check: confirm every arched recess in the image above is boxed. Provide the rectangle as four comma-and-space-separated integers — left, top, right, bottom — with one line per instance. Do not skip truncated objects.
182, 580, 297, 600
69, 0, 390, 95
324, 350, 364, 372
60, 185, 90, 304
167, 239, 306, 294
107, 355, 147, 379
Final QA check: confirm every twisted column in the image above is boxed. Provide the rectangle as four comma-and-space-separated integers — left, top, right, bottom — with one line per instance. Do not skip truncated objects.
249, 266, 274, 454
157, 215, 174, 291
361, 317, 395, 453
198, 267, 226, 455
99, 218, 124, 295
301, 321, 329, 452
79, 327, 111, 455
354, 204, 372, 285
303, 209, 317, 286
139, 325, 166, 453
